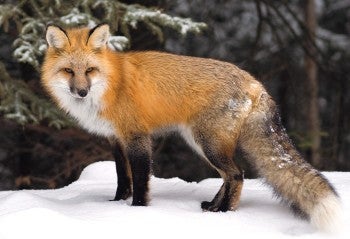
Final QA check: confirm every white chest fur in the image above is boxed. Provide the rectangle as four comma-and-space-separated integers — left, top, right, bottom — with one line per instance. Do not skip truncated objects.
63, 97, 115, 137
49, 79, 115, 138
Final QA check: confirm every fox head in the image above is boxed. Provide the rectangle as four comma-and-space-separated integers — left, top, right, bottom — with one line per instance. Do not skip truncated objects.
41, 24, 111, 103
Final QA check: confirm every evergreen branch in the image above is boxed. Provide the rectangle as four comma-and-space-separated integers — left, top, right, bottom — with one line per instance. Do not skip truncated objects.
0, 62, 72, 128
122, 3, 206, 38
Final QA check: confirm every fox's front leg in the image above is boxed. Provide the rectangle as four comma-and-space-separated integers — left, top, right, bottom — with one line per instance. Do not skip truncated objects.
125, 134, 152, 206
112, 140, 132, 201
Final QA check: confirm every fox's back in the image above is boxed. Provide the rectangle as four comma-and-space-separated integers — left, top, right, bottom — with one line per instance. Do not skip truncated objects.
111, 51, 265, 125
123, 51, 256, 92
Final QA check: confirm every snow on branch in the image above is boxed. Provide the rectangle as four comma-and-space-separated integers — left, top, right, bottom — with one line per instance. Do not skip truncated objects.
122, 4, 206, 41
60, 8, 96, 27
108, 36, 129, 51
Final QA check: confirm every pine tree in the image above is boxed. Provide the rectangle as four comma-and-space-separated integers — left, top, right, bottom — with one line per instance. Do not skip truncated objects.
0, 0, 206, 128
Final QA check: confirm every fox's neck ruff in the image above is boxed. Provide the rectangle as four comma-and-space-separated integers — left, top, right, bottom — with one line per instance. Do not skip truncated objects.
49, 77, 115, 138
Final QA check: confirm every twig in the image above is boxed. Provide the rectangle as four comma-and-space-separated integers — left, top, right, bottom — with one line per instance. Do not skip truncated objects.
248, 0, 264, 63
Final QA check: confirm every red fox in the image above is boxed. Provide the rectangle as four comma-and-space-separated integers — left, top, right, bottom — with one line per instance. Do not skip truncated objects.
41, 24, 341, 231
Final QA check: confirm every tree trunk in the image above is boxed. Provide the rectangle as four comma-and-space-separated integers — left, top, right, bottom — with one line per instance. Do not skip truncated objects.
304, 0, 321, 168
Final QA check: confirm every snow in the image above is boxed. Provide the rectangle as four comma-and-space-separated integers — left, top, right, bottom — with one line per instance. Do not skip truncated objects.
108, 36, 129, 51
123, 5, 205, 35
0, 161, 349, 239
60, 8, 93, 26
228, 98, 252, 112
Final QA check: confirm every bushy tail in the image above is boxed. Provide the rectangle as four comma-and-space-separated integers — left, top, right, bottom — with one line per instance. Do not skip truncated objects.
239, 93, 342, 231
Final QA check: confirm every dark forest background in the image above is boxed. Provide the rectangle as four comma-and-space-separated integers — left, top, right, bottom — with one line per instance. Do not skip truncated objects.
0, 0, 349, 190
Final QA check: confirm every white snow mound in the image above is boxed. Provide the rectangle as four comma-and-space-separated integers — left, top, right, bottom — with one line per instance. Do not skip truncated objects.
0, 161, 349, 239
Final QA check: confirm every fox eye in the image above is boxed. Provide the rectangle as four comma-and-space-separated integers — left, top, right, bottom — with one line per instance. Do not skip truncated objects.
86, 67, 94, 73
64, 68, 73, 74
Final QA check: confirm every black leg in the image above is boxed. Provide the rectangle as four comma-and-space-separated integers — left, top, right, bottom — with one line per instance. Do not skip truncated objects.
193, 135, 243, 212
112, 140, 132, 201
125, 134, 152, 206
201, 176, 243, 212
200, 150, 243, 212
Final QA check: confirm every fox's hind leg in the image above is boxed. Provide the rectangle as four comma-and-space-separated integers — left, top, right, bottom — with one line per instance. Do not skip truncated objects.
191, 128, 243, 212
200, 150, 243, 212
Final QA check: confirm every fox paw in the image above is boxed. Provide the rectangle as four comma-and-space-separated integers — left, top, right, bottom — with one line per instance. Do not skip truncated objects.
111, 188, 132, 201
201, 201, 219, 212
131, 199, 147, 206
201, 200, 230, 212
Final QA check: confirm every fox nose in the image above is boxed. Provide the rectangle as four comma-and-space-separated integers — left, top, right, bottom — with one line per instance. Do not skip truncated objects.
77, 89, 88, 97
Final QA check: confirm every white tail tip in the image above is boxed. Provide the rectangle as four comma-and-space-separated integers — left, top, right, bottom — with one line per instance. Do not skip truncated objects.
310, 193, 343, 233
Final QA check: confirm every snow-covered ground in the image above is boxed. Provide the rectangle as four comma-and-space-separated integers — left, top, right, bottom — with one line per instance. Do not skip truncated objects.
0, 161, 349, 239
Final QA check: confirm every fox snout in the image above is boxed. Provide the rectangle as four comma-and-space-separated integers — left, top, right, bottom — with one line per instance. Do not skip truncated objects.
69, 80, 90, 98
70, 84, 90, 98
68, 72, 91, 98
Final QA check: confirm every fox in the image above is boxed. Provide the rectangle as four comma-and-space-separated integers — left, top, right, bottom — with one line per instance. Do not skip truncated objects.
41, 24, 341, 231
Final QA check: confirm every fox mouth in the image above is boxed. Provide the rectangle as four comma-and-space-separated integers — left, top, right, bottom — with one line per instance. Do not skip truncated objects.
69, 92, 86, 100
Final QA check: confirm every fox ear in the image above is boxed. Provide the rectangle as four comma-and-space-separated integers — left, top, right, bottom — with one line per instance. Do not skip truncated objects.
46, 25, 69, 49
87, 24, 110, 49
